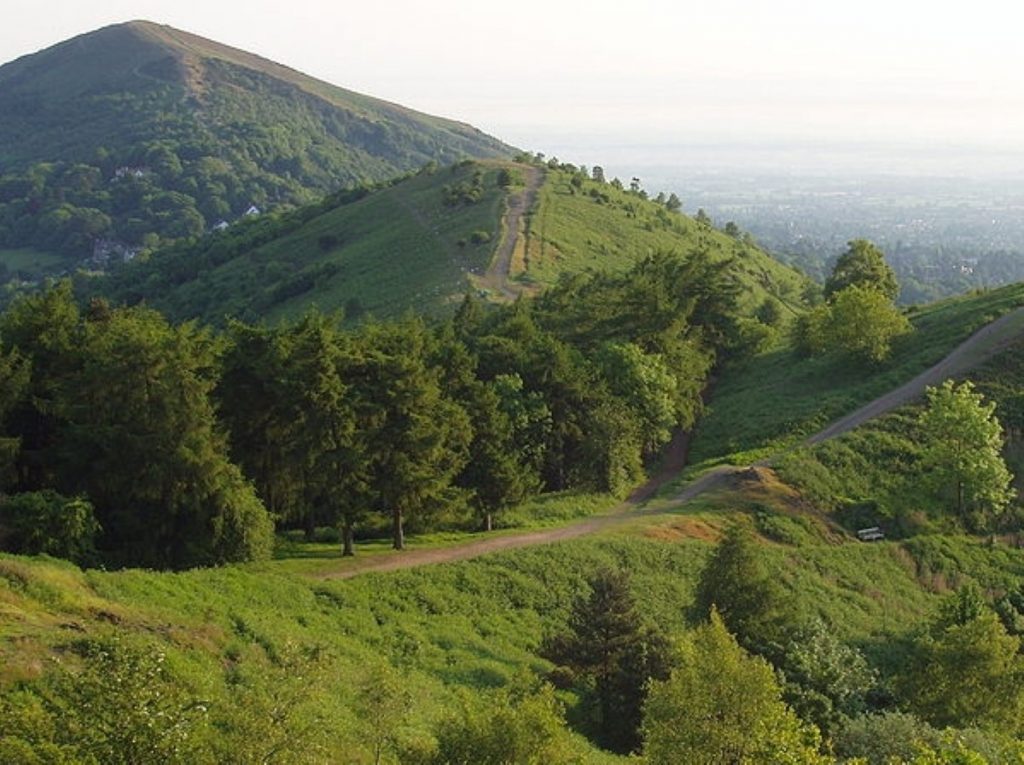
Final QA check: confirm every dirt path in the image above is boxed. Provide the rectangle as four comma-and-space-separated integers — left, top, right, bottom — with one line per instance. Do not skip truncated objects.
321, 429, 691, 579
481, 167, 544, 299
803, 307, 1024, 445
319, 306, 1024, 580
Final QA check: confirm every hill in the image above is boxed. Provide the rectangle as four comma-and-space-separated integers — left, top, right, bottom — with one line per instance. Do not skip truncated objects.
6, 276, 1024, 759
87, 160, 812, 325
0, 21, 510, 273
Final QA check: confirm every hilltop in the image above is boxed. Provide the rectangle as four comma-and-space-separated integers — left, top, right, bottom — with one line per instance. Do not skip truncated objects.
0, 21, 510, 272
89, 159, 812, 325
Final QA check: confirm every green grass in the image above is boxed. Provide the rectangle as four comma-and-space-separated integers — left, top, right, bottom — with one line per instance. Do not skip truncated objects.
0, 248, 71, 277
118, 162, 510, 325
690, 283, 1024, 467
263, 491, 619, 578
5, 518, 1023, 755
8, 444, 1024, 761
519, 169, 810, 315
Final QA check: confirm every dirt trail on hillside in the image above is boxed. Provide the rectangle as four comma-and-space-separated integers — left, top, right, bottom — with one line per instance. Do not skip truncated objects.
319, 306, 1024, 580
802, 307, 1024, 445
481, 167, 544, 299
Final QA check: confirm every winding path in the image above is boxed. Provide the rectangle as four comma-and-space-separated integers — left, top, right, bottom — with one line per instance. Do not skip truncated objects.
319, 306, 1024, 580
481, 167, 544, 299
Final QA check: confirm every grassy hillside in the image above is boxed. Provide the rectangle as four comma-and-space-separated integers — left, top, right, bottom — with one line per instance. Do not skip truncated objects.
690, 282, 1024, 467
512, 167, 810, 314
3, 487, 1021, 761
0, 20, 510, 267
89, 160, 814, 326
95, 161, 509, 324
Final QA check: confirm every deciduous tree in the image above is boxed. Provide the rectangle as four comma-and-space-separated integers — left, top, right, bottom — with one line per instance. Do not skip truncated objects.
918, 379, 1014, 525
642, 610, 825, 764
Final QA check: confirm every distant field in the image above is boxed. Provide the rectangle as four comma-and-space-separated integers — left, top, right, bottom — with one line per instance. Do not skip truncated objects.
0, 248, 70, 276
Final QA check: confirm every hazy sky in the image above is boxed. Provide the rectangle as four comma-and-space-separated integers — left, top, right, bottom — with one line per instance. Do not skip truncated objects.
3, 0, 1023, 173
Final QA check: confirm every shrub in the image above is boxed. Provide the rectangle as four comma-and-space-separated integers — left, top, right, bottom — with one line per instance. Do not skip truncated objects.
0, 491, 99, 564
469, 230, 492, 245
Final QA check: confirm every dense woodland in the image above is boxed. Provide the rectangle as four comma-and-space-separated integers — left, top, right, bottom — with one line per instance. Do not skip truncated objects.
0, 248, 756, 568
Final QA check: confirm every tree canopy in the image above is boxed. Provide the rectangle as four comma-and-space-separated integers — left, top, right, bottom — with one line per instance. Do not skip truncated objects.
918, 379, 1014, 526
824, 239, 900, 301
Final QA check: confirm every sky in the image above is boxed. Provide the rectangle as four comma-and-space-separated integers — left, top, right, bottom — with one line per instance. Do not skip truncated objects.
3, 0, 1024, 175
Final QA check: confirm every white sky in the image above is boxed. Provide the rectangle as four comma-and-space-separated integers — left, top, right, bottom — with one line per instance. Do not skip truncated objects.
3, 0, 1024, 171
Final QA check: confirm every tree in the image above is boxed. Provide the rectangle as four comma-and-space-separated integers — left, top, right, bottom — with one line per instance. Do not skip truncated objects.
642, 610, 826, 765
543, 568, 670, 753
591, 166, 605, 183
825, 239, 899, 301
357, 320, 471, 550
418, 682, 573, 765
218, 321, 303, 522
665, 192, 682, 213
596, 342, 678, 455
456, 379, 540, 531
778, 619, 877, 738
0, 490, 99, 564
692, 520, 797, 657
56, 305, 273, 568
898, 608, 1024, 731
820, 283, 910, 362
917, 380, 1014, 525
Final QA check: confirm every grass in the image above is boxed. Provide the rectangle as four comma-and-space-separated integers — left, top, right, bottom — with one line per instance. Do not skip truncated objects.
0, 248, 71, 277
518, 169, 810, 315
136, 161, 511, 325
6, 450, 1024, 759
689, 282, 1024, 467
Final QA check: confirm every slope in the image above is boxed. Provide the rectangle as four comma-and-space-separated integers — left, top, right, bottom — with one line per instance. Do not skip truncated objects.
88, 160, 813, 326
511, 167, 809, 316
9, 283, 1024, 760
0, 20, 510, 266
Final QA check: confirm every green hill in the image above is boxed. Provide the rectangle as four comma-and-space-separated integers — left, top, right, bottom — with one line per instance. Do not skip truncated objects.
0, 20, 510, 269
513, 168, 807, 316
6, 275, 1024, 759
87, 160, 812, 325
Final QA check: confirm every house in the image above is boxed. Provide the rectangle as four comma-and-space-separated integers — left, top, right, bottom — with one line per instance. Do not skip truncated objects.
243, 205, 261, 217
91, 238, 140, 266
113, 166, 150, 180
212, 220, 230, 232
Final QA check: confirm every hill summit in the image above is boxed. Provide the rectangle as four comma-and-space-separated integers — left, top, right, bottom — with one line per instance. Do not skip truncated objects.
0, 21, 511, 266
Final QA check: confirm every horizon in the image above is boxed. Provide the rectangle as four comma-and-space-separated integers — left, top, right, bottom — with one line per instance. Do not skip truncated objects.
3, 2, 1024, 179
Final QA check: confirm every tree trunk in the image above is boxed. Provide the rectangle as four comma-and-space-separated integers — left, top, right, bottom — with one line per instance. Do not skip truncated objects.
341, 520, 355, 557
303, 512, 316, 541
484, 511, 493, 532
957, 479, 965, 517
392, 507, 404, 550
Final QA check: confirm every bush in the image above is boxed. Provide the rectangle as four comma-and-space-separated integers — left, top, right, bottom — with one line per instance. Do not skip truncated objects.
0, 491, 99, 564
469, 230, 492, 245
